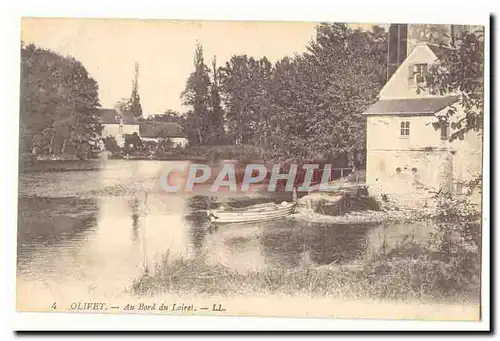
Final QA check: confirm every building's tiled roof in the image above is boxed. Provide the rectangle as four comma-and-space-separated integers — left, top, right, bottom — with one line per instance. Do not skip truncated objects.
364, 96, 459, 115
139, 121, 186, 138
97, 108, 138, 125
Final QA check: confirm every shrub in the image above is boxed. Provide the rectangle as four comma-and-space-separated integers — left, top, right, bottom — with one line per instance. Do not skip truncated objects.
103, 136, 120, 154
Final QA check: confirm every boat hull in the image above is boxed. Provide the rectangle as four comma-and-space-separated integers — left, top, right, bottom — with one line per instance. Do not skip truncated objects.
208, 202, 296, 224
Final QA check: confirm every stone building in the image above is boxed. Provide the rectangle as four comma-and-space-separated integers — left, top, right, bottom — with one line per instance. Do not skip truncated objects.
363, 24, 483, 205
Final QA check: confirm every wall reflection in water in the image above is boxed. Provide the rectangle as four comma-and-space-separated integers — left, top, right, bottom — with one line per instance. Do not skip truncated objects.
17, 161, 433, 300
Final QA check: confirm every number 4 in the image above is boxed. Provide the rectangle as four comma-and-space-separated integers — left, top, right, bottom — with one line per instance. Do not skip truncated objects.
51, 302, 57, 310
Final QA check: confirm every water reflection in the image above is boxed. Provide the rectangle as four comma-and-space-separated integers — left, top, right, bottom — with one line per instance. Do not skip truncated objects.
129, 197, 140, 241
17, 196, 99, 279
202, 220, 372, 271
17, 196, 98, 256
16, 160, 432, 299
181, 194, 373, 271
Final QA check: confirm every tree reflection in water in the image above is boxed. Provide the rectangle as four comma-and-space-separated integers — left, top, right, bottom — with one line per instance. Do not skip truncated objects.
184, 195, 212, 258
129, 197, 140, 241
17, 196, 99, 247
17, 196, 99, 269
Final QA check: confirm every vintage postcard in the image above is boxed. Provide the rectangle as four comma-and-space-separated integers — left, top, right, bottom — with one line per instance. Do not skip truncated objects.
16, 16, 489, 329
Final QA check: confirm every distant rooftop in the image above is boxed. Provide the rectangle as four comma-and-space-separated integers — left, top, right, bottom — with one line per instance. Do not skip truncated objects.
139, 121, 186, 138
364, 96, 459, 115
97, 108, 138, 125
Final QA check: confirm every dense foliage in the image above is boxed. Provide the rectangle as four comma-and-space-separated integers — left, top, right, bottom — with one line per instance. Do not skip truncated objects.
145, 110, 186, 125
20, 43, 102, 158
115, 62, 143, 119
129, 62, 143, 119
103, 136, 120, 154
426, 29, 484, 141
181, 44, 213, 145
208, 57, 226, 145
182, 23, 387, 165
123, 132, 143, 154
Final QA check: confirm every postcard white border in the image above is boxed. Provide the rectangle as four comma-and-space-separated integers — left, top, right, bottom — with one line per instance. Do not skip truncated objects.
1, 0, 493, 334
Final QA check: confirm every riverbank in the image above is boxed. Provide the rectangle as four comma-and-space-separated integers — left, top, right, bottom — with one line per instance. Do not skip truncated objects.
131, 188, 480, 305
289, 208, 425, 225
131, 241, 480, 306
291, 183, 434, 225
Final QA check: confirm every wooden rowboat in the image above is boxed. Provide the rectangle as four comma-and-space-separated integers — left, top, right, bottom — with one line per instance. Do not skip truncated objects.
207, 201, 296, 224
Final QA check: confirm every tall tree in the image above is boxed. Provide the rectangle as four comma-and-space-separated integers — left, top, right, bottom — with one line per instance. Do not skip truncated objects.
114, 97, 131, 116
208, 56, 225, 145
219, 55, 250, 145
148, 109, 186, 125
129, 62, 143, 118
219, 55, 272, 146
181, 43, 212, 145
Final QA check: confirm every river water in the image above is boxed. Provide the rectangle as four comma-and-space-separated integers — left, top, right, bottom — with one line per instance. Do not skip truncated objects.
17, 160, 433, 303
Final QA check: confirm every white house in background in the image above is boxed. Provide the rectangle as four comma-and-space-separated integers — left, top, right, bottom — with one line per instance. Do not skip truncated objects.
98, 108, 139, 147
139, 121, 188, 147
363, 24, 482, 206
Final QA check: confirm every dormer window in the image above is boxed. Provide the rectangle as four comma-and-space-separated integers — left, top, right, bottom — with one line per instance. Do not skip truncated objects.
414, 63, 428, 84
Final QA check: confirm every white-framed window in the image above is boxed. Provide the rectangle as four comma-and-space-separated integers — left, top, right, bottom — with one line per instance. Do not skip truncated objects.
414, 63, 428, 84
400, 121, 410, 137
440, 123, 449, 140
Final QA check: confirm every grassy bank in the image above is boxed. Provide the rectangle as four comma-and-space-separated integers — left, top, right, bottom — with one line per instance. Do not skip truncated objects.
132, 191, 481, 303
131, 232, 480, 303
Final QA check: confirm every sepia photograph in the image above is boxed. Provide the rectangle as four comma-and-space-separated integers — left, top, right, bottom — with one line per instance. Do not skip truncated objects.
14, 12, 488, 330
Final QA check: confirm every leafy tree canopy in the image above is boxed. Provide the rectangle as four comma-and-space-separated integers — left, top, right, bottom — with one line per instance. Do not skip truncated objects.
426, 30, 484, 141
20, 43, 102, 158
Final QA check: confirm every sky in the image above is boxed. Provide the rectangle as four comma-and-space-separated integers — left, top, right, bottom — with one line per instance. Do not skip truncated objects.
21, 18, 383, 116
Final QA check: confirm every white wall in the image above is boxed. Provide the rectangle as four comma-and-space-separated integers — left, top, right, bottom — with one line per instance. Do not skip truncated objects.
365, 114, 449, 196
101, 124, 120, 138
366, 114, 447, 151
366, 109, 482, 198
123, 124, 140, 135
101, 124, 140, 138
170, 137, 188, 148
101, 123, 140, 148
141, 137, 188, 148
